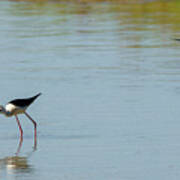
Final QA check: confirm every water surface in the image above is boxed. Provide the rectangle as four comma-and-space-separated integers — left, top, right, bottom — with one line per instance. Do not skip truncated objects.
1, 0, 180, 179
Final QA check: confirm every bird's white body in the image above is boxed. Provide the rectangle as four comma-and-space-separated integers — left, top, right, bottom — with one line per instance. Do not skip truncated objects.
5, 103, 27, 117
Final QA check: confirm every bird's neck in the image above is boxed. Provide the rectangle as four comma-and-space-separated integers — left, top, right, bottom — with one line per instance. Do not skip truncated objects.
1, 107, 12, 117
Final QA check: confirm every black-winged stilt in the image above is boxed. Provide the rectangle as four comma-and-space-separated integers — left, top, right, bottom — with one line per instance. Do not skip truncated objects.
0, 93, 41, 148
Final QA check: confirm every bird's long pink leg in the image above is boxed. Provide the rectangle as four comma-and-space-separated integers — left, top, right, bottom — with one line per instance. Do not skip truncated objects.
24, 112, 37, 148
15, 115, 23, 155
15, 115, 23, 140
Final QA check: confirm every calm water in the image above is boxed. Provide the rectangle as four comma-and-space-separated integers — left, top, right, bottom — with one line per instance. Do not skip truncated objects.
1, 0, 180, 179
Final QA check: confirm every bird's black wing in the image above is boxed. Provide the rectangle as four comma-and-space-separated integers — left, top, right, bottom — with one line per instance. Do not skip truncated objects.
9, 93, 42, 107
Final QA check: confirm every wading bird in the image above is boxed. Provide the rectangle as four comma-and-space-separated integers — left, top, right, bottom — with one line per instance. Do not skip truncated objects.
0, 93, 41, 148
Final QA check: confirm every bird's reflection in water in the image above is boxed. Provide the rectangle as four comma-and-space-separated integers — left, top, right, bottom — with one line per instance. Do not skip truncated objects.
0, 155, 33, 174
2, 156, 30, 172
0, 139, 36, 174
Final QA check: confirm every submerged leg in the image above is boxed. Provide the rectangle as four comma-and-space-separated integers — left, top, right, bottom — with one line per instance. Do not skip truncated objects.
24, 112, 37, 148
16, 134, 23, 155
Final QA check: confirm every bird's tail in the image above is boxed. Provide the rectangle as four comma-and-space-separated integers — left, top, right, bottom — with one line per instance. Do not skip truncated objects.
34, 93, 42, 98
29, 93, 42, 104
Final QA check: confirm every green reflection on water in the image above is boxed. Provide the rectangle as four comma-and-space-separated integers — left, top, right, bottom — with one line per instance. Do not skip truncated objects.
5, 0, 180, 41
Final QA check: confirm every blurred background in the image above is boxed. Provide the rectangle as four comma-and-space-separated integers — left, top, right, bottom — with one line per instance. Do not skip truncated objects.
0, 0, 180, 179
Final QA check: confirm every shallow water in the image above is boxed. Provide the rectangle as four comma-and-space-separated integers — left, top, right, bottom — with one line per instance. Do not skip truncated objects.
1, 0, 180, 179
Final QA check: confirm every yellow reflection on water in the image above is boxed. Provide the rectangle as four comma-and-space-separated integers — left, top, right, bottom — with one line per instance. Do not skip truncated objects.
8, 0, 180, 36
9, 0, 180, 18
